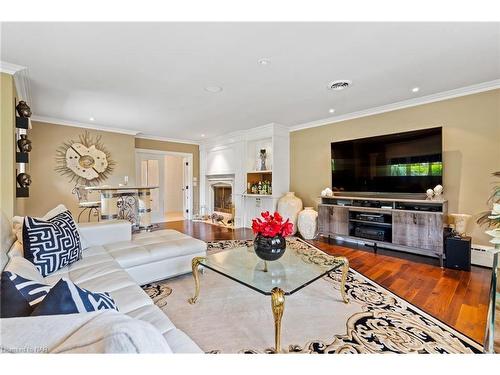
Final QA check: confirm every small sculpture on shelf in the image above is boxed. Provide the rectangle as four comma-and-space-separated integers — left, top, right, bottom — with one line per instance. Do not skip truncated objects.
321, 187, 334, 197
17, 134, 32, 153
425, 185, 444, 200
259, 149, 267, 171
16, 173, 32, 188
16, 100, 32, 118
426, 189, 434, 199
433, 184, 444, 197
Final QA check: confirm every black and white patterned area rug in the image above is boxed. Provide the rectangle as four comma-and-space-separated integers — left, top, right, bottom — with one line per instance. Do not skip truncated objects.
142, 238, 482, 354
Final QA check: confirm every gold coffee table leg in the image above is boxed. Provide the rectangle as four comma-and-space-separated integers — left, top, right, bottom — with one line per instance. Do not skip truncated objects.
188, 257, 206, 304
335, 256, 350, 303
271, 287, 285, 353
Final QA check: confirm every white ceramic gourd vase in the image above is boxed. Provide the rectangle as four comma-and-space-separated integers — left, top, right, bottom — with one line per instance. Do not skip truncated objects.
297, 207, 318, 240
277, 192, 303, 236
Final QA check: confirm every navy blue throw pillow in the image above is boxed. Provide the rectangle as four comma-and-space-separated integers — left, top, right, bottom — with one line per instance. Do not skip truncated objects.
22, 210, 82, 276
31, 278, 118, 316
0, 271, 50, 318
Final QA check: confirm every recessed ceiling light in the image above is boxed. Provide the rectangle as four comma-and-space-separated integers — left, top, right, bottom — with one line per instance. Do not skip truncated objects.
258, 58, 270, 65
89, 117, 95, 122
328, 108, 336, 114
412, 87, 420, 93
205, 86, 223, 93
201, 134, 205, 138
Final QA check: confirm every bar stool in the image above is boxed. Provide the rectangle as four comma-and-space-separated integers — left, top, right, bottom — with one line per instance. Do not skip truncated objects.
72, 185, 101, 223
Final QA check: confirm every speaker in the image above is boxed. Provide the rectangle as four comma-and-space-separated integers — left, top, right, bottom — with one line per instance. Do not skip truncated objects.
445, 235, 471, 271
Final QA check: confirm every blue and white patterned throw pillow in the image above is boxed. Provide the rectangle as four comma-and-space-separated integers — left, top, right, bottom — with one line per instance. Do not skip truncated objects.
0, 271, 51, 318
31, 278, 118, 316
22, 210, 82, 276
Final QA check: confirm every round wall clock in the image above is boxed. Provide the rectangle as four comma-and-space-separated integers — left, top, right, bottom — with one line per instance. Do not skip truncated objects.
55, 131, 116, 185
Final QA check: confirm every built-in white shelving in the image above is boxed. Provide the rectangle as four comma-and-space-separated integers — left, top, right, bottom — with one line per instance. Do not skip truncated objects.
199, 123, 290, 228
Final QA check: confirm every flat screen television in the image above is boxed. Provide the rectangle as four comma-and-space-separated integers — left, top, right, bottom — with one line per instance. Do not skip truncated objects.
331, 127, 442, 194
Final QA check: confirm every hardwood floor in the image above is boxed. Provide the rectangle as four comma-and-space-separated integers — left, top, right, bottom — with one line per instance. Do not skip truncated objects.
160, 220, 491, 344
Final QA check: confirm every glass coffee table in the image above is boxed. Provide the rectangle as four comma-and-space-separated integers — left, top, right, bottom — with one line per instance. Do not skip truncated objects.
187, 243, 349, 352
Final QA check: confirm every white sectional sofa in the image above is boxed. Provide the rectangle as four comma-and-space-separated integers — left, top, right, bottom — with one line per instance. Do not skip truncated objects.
0, 213, 207, 353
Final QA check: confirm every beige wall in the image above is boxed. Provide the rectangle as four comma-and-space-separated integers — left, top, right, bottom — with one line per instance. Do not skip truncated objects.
15, 122, 201, 219
290, 89, 500, 246
18, 121, 137, 217
135, 138, 200, 212
0, 73, 16, 218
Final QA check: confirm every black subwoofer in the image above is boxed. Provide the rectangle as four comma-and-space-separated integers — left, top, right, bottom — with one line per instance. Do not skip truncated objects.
445, 235, 471, 271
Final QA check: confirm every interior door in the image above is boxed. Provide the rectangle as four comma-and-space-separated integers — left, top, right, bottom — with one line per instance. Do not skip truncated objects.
136, 152, 165, 223
182, 157, 191, 219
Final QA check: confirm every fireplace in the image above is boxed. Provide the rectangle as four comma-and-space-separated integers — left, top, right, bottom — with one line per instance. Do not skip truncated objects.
205, 176, 235, 222
213, 184, 232, 213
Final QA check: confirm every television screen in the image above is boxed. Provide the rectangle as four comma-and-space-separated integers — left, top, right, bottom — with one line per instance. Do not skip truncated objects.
331, 127, 442, 193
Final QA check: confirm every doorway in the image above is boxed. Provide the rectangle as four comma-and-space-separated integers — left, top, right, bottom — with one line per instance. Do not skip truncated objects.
135, 149, 193, 223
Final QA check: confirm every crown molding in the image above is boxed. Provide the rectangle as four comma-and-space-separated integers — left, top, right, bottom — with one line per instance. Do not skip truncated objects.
31, 115, 141, 136
290, 79, 500, 132
0, 61, 26, 75
199, 122, 287, 148
135, 134, 200, 145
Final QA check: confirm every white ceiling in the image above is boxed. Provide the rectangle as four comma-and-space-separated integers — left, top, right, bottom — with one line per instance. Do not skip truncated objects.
1, 22, 499, 141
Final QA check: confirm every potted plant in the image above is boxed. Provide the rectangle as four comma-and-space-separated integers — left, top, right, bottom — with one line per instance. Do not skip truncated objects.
252, 211, 294, 261
477, 171, 500, 245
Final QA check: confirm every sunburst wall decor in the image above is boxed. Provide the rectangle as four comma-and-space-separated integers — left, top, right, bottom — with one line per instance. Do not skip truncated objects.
55, 131, 116, 185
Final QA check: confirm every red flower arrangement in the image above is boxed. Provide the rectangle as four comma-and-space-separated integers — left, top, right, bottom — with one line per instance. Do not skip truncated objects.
251, 211, 294, 238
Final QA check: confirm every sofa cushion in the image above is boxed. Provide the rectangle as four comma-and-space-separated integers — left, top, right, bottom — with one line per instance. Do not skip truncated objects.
1, 272, 32, 318
23, 211, 82, 276
0, 271, 51, 318
126, 304, 176, 334
0, 211, 15, 272
104, 231, 207, 269
103, 284, 154, 314
31, 278, 118, 317
78, 220, 131, 249
4, 255, 46, 283
163, 328, 204, 354
45, 260, 121, 285
0, 310, 172, 353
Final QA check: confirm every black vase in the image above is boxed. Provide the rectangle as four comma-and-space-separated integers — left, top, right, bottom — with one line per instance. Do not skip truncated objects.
16, 101, 32, 118
253, 234, 286, 261
17, 134, 32, 153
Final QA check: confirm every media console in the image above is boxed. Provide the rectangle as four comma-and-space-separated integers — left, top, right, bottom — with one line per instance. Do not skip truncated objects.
318, 194, 448, 266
